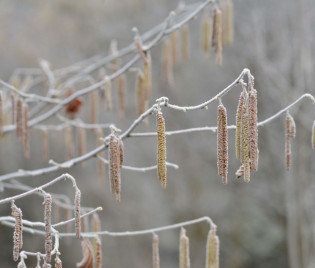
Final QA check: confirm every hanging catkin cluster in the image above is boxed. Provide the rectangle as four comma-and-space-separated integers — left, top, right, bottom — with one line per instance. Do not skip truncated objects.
156, 108, 167, 188
152, 233, 160, 268
179, 228, 190, 268
44, 194, 52, 263
285, 112, 296, 171
77, 239, 94, 268
75, 187, 82, 239
11, 201, 23, 262
108, 129, 124, 202
217, 102, 228, 184
206, 226, 220, 268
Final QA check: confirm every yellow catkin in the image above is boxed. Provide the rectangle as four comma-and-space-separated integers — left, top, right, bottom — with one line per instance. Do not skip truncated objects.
0, 91, 3, 136
285, 113, 295, 171
241, 103, 250, 182
152, 233, 160, 268
42, 129, 49, 162
65, 126, 73, 160
78, 128, 86, 157
202, 13, 211, 57
136, 71, 145, 116
143, 52, 152, 99
44, 194, 52, 262
248, 89, 258, 171
162, 39, 173, 86
11, 201, 23, 262
206, 227, 219, 268
16, 98, 23, 139
55, 256, 62, 268
215, 8, 223, 67
235, 91, 247, 160
77, 239, 94, 268
97, 128, 105, 182
109, 133, 122, 201
312, 121, 315, 150
104, 76, 112, 111
217, 103, 228, 184
95, 236, 102, 268
181, 25, 190, 62
118, 75, 126, 119
157, 110, 167, 188
90, 90, 98, 124
171, 29, 178, 66
225, 0, 234, 44
11, 93, 16, 125
75, 188, 81, 239
23, 104, 29, 158
179, 228, 190, 268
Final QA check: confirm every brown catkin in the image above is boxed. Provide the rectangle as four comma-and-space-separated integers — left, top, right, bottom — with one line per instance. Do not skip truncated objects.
77, 239, 94, 268
11, 201, 23, 262
90, 90, 98, 124
23, 104, 29, 158
241, 105, 250, 182
97, 128, 105, 182
143, 53, 152, 99
109, 133, 121, 201
179, 228, 190, 268
152, 233, 160, 268
312, 121, 315, 150
171, 29, 178, 66
95, 236, 102, 268
202, 13, 211, 57
225, 0, 234, 44
215, 8, 223, 67
118, 74, 126, 119
206, 227, 219, 268
248, 89, 258, 171
75, 187, 81, 239
44, 194, 52, 262
42, 129, 49, 162
157, 110, 167, 188
104, 76, 112, 111
11, 93, 16, 125
16, 98, 23, 139
78, 128, 86, 157
92, 213, 101, 254
235, 91, 247, 160
217, 103, 228, 184
285, 112, 295, 171
65, 126, 73, 160
181, 25, 190, 62
0, 91, 3, 136
162, 39, 173, 85
136, 71, 145, 116
55, 256, 62, 268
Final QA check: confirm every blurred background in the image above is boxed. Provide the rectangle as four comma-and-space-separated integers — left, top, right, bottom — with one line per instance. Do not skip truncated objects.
0, 0, 315, 267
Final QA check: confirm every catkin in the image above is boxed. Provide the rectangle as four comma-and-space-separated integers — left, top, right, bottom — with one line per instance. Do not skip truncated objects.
55, 256, 63, 268
162, 39, 173, 85
109, 133, 122, 201
11, 201, 23, 262
181, 25, 190, 62
225, 0, 234, 44
285, 113, 296, 171
92, 213, 101, 254
206, 227, 219, 268
0, 91, 3, 136
44, 194, 52, 262
90, 90, 98, 124
77, 239, 94, 268
217, 103, 228, 184
171, 30, 178, 66
312, 121, 315, 150
95, 236, 102, 268
152, 233, 160, 268
16, 98, 23, 139
23, 104, 29, 158
241, 106, 250, 183
118, 74, 126, 119
215, 8, 223, 67
143, 53, 152, 99
75, 187, 81, 239
179, 228, 190, 268
97, 128, 105, 182
78, 128, 86, 157
136, 71, 145, 116
202, 13, 211, 57
65, 126, 73, 160
11, 93, 16, 125
157, 110, 167, 188
248, 89, 258, 171
235, 91, 247, 160
42, 129, 49, 161
104, 76, 112, 111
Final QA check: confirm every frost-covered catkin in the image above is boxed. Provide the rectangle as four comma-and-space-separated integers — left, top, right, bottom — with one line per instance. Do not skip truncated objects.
312, 121, 315, 150
217, 103, 228, 184
248, 89, 258, 171
241, 106, 250, 183
0, 91, 3, 136
42, 129, 49, 162
202, 12, 211, 57
75, 187, 81, 239
77, 239, 94, 268
109, 133, 122, 201
143, 53, 152, 99
181, 25, 190, 62
44, 194, 52, 262
156, 110, 167, 188
118, 75, 126, 119
171, 30, 178, 66
136, 71, 145, 116
97, 128, 105, 182
78, 128, 86, 157
206, 227, 219, 268
215, 8, 223, 67
152, 233, 160, 268
179, 228, 190, 268
162, 39, 173, 85
11, 201, 23, 262
285, 112, 296, 171
90, 90, 98, 124
23, 104, 29, 158
235, 91, 247, 160
16, 98, 23, 139
65, 126, 73, 160
104, 76, 112, 111
95, 236, 102, 268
